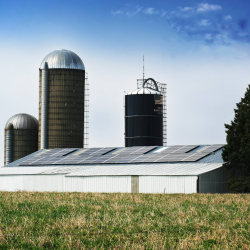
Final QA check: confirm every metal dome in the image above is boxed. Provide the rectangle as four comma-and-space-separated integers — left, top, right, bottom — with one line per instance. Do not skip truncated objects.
40, 49, 85, 70
5, 114, 38, 130
126, 88, 161, 95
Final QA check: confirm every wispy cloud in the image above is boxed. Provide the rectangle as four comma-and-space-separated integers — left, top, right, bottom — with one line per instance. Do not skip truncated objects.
126, 6, 142, 16
164, 3, 250, 45
180, 7, 194, 12
111, 10, 123, 16
111, 5, 142, 17
197, 3, 222, 12
144, 8, 159, 15
224, 15, 232, 21
111, 3, 250, 45
161, 9, 167, 17
198, 19, 211, 26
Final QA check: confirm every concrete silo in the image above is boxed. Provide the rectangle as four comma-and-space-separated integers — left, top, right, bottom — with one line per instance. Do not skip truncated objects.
125, 78, 165, 147
4, 114, 38, 165
39, 49, 86, 149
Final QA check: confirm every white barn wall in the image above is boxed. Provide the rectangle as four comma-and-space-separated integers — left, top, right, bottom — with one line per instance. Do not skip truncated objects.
0, 175, 64, 192
139, 176, 198, 194
0, 176, 23, 191
23, 175, 64, 192
65, 176, 131, 193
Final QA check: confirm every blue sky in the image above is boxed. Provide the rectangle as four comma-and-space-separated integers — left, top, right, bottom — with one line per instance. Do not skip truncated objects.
0, 0, 250, 165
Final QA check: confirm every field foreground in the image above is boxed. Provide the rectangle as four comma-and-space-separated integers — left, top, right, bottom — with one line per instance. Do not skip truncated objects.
0, 192, 249, 249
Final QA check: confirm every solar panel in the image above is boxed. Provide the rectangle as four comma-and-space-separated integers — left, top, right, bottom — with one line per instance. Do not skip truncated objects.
182, 153, 210, 162
51, 148, 78, 157
33, 149, 62, 158
52, 156, 79, 165
19, 159, 36, 165
77, 148, 116, 157
116, 147, 143, 155
130, 146, 158, 155
90, 155, 113, 163
159, 146, 185, 154
200, 144, 224, 153
129, 155, 153, 163
18, 145, 224, 166
79, 148, 103, 156
115, 155, 140, 163
91, 147, 117, 155
19, 156, 47, 166
143, 156, 164, 163
102, 155, 123, 163
172, 145, 199, 154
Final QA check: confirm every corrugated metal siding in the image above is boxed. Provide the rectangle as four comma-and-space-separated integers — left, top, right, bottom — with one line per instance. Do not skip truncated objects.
65, 176, 131, 193
199, 167, 229, 193
0, 176, 23, 191
0, 175, 64, 192
139, 176, 197, 194
23, 175, 64, 192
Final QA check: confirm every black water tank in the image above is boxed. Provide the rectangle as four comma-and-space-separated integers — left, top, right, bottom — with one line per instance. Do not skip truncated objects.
125, 87, 163, 147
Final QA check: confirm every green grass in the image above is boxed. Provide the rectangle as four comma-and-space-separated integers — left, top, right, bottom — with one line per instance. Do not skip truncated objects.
0, 192, 249, 249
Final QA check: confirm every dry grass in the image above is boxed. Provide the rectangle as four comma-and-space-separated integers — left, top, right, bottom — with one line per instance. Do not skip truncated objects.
0, 192, 249, 249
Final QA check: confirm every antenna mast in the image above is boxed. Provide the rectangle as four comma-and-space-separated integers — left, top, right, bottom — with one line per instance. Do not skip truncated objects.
143, 55, 145, 83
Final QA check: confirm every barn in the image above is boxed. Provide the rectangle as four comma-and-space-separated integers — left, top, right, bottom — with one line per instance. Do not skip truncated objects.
0, 145, 228, 193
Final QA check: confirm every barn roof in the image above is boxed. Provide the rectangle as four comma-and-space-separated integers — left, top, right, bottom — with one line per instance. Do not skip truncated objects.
0, 163, 223, 176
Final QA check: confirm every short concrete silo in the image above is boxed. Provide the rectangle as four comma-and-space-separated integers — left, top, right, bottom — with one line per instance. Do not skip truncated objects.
39, 49, 86, 149
4, 113, 38, 165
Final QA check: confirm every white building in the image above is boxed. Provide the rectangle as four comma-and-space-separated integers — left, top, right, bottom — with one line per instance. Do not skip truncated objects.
0, 145, 228, 194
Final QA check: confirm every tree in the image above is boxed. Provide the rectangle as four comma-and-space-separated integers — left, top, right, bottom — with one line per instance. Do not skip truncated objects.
222, 85, 250, 193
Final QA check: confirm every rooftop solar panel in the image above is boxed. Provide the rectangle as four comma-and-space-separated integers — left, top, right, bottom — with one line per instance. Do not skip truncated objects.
159, 147, 184, 154
130, 146, 158, 154
17, 145, 224, 166
130, 155, 154, 163
116, 147, 144, 155
19, 156, 47, 166
50, 148, 78, 157
91, 147, 117, 155
182, 153, 210, 162
197, 145, 224, 154
172, 145, 199, 154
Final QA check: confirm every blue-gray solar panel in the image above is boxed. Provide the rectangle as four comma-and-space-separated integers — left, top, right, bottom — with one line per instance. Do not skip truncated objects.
18, 145, 224, 166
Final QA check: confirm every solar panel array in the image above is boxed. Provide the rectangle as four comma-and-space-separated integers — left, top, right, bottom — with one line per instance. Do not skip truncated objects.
19, 145, 224, 166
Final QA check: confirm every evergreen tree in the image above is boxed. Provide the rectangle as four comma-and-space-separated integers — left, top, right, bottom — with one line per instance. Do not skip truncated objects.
222, 85, 250, 193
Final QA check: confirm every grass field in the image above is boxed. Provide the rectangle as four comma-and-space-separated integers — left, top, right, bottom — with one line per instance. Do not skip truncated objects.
0, 192, 249, 249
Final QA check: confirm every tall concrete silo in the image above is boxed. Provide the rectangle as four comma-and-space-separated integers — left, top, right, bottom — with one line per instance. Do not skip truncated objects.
125, 78, 165, 147
39, 49, 85, 149
4, 113, 38, 165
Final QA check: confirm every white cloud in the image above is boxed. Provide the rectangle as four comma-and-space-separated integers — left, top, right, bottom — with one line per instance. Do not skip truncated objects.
126, 6, 142, 16
161, 9, 167, 17
205, 33, 212, 40
111, 10, 123, 15
170, 21, 176, 28
144, 7, 159, 15
224, 15, 232, 20
197, 3, 222, 12
198, 19, 211, 26
181, 7, 193, 12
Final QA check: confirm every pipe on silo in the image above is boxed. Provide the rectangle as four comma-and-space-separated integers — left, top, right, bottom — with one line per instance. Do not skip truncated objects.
6, 124, 13, 164
41, 62, 49, 149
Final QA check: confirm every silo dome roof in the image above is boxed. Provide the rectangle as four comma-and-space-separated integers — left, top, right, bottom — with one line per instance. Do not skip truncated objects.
126, 88, 161, 95
5, 114, 38, 130
40, 49, 85, 70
